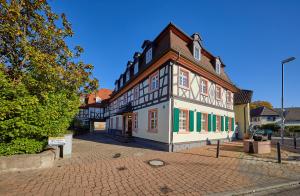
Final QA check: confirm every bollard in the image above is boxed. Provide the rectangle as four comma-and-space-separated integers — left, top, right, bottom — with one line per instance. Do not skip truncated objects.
59, 145, 64, 158
277, 142, 281, 163
216, 140, 220, 158
294, 135, 297, 149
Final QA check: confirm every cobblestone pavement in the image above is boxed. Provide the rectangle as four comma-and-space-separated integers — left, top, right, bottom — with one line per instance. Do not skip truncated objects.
0, 132, 300, 196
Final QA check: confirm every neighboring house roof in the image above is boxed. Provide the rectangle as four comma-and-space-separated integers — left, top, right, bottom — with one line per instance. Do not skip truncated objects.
87, 88, 112, 104
80, 88, 112, 109
250, 106, 279, 117
274, 107, 300, 122
234, 89, 253, 105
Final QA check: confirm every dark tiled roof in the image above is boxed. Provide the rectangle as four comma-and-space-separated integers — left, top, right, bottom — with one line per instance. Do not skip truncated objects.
274, 107, 300, 122
250, 106, 279, 117
234, 89, 253, 105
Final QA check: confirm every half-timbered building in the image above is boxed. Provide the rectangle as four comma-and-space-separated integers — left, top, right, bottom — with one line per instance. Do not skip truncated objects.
107, 23, 241, 151
76, 88, 112, 131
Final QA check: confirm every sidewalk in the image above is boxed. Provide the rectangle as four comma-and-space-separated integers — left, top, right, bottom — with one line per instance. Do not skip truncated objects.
0, 133, 299, 195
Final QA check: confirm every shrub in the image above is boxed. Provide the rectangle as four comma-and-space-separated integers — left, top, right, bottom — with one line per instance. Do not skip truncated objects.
0, 138, 46, 156
287, 126, 300, 133
0, 1, 98, 155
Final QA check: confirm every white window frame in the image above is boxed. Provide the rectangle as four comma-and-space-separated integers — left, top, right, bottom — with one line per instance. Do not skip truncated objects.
201, 113, 207, 132
226, 91, 232, 103
216, 85, 222, 100
216, 61, 221, 75
194, 46, 201, 61
179, 109, 188, 132
134, 86, 139, 100
149, 71, 159, 92
95, 97, 101, 103
179, 68, 189, 89
148, 109, 158, 132
200, 78, 208, 95
146, 48, 152, 64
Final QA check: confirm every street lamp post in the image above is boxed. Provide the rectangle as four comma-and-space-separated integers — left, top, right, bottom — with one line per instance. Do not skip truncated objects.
281, 57, 296, 145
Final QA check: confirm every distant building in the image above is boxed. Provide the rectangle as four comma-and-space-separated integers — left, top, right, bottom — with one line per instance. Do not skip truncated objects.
250, 106, 300, 127
76, 88, 112, 131
234, 89, 253, 138
250, 106, 280, 126
274, 107, 300, 126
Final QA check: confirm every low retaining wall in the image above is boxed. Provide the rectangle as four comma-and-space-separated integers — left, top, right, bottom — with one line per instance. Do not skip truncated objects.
0, 148, 59, 173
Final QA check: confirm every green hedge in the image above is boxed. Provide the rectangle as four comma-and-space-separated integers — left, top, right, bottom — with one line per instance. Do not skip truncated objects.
0, 138, 46, 156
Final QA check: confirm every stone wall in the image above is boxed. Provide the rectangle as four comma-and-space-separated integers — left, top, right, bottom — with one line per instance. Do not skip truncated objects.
0, 148, 59, 173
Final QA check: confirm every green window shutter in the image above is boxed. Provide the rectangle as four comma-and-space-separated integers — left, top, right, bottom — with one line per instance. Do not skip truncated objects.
208, 114, 212, 132
231, 118, 235, 131
173, 108, 179, 132
225, 116, 229, 131
189, 110, 194, 131
196, 112, 202, 132
213, 114, 217, 132
221, 116, 224, 131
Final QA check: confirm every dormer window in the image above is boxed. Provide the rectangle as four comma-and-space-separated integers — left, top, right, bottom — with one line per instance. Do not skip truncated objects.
96, 97, 101, 103
134, 62, 139, 75
146, 48, 152, 64
126, 71, 130, 82
194, 46, 201, 61
216, 58, 221, 75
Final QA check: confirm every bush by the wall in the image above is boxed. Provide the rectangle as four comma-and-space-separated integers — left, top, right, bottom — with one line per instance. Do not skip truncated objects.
0, 138, 46, 156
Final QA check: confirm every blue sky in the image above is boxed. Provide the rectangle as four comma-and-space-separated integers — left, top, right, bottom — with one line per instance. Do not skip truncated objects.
50, 0, 300, 108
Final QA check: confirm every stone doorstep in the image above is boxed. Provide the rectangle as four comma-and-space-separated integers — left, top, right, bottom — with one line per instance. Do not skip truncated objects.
214, 180, 300, 196
0, 148, 59, 174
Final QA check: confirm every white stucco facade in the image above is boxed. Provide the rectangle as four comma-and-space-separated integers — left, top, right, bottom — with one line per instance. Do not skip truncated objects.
131, 101, 170, 143
172, 98, 234, 143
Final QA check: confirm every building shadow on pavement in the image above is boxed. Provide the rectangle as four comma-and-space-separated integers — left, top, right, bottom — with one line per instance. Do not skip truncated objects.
74, 131, 166, 152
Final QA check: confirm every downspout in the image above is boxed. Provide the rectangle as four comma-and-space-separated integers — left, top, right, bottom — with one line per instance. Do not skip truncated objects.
244, 104, 247, 135
170, 51, 180, 152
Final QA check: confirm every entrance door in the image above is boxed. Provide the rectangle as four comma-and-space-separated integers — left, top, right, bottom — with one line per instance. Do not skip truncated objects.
127, 115, 132, 136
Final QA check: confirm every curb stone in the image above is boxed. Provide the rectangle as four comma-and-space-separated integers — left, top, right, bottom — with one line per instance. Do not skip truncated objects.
211, 181, 300, 196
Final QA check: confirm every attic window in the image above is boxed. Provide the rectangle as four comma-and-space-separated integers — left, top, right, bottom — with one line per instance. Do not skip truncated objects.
96, 97, 101, 103
194, 46, 201, 61
146, 48, 152, 64
216, 59, 221, 75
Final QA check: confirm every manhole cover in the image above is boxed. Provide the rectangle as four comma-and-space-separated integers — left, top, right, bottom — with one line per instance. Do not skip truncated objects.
148, 159, 165, 167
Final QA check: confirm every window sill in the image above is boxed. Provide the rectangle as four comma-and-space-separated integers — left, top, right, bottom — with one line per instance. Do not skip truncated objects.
149, 88, 159, 93
148, 129, 158, 133
201, 93, 208, 96
179, 85, 190, 90
178, 131, 190, 134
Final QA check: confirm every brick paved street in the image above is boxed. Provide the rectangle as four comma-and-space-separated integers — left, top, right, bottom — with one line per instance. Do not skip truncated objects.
0, 132, 300, 196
